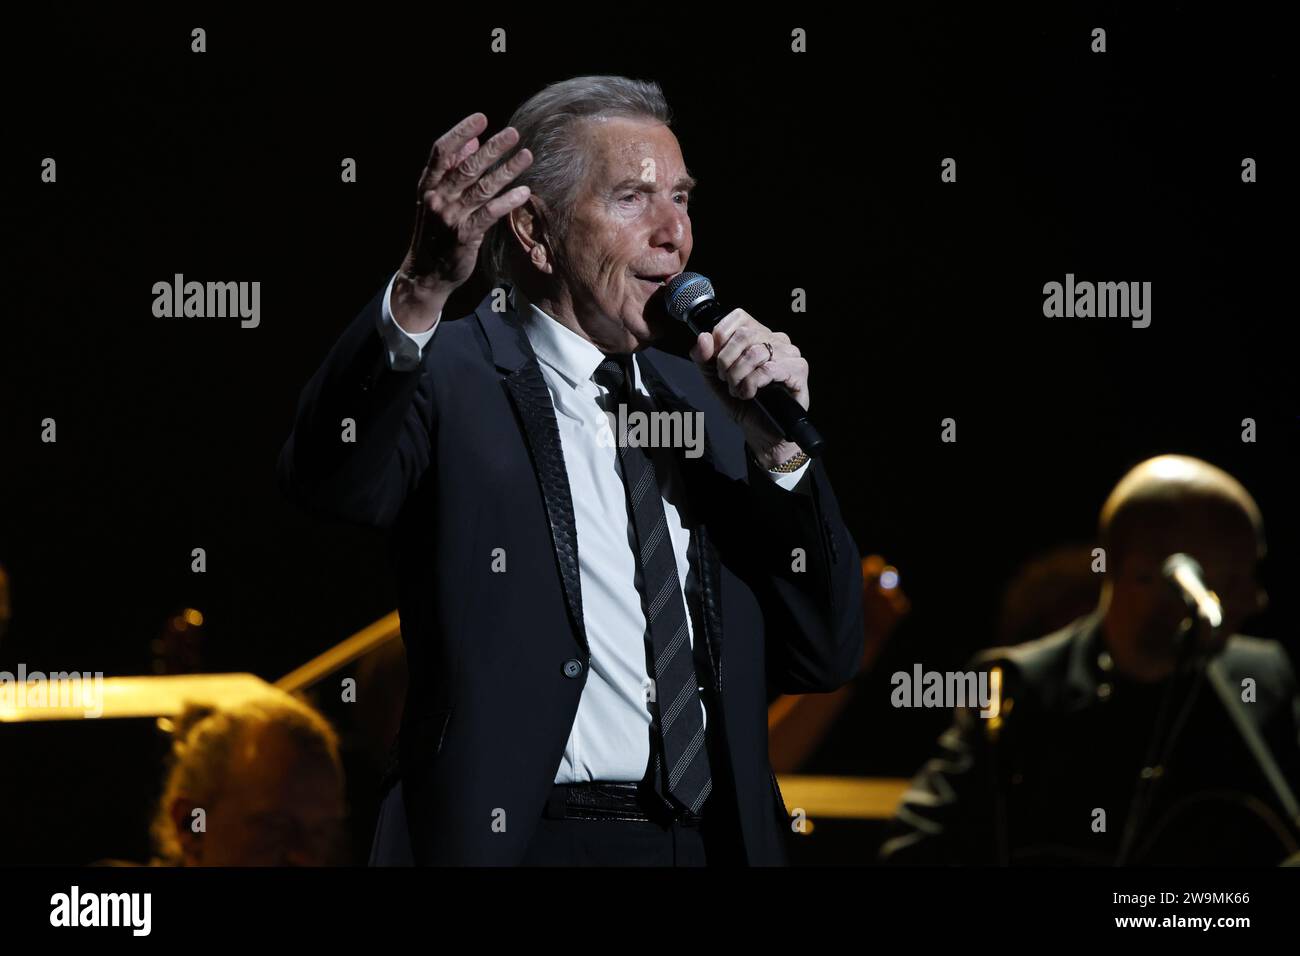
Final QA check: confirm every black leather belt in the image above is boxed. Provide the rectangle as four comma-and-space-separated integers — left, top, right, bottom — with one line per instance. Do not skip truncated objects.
545, 782, 705, 826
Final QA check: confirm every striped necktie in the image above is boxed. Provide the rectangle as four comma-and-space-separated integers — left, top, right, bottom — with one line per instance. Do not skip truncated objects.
593, 354, 713, 816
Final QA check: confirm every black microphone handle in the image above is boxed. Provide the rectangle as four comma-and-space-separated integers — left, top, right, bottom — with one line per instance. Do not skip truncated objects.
685, 300, 826, 458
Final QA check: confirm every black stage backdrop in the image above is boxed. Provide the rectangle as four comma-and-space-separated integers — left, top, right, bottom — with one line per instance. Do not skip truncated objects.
2, 7, 1295, 851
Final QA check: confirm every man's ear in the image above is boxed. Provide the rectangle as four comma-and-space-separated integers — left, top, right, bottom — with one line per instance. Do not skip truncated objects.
507, 198, 555, 276
169, 796, 204, 865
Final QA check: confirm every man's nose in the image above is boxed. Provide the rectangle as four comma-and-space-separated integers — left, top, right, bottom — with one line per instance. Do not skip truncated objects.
648, 195, 687, 250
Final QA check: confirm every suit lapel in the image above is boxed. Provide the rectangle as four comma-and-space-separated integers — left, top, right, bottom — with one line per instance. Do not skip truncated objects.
474, 290, 727, 685
476, 289, 588, 653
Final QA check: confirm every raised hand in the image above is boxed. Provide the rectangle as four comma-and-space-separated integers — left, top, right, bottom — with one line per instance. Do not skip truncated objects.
393, 112, 534, 332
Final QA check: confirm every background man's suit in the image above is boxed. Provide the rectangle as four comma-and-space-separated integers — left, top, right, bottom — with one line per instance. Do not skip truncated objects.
279, 282, 865, 864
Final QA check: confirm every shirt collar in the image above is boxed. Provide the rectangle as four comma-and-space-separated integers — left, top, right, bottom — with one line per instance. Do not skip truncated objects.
515, 287, 637, 392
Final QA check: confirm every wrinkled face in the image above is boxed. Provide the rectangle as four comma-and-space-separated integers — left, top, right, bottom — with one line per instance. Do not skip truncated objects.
555, 116, 694, 352
1106, 516, 1262, 664
179, 724, 345, 866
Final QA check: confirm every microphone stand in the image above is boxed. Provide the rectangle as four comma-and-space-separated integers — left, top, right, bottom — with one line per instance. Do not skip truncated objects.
1113, 610, 1212, 866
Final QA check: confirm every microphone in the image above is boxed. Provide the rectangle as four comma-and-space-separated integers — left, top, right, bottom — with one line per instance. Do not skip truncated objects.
664, 272, 826, 457
1162, 553, 1224, 632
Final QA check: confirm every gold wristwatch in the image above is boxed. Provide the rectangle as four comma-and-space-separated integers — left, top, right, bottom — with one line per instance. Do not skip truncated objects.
770, 450, 811, 473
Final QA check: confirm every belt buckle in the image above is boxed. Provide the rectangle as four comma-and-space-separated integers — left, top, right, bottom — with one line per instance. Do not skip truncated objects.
559, 782, 651, 822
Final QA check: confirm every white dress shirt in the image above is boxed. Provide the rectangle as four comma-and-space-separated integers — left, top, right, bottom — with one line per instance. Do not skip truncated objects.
377, 273, 810, 783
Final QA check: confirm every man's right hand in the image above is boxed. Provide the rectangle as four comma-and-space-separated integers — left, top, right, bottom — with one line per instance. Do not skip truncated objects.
392, 112, 534, 333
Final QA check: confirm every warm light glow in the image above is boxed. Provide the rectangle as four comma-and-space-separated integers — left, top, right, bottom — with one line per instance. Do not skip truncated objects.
985, 667, 1003, 733
773, 776, 910, 820
0, 673, 275, 722
1147, 455, 1195, 481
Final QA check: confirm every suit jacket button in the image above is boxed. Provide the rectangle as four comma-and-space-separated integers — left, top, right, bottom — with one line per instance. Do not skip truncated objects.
562, 659, 584, 678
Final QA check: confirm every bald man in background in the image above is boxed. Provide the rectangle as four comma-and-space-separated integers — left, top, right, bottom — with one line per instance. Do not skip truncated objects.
882, 455, 1300, 865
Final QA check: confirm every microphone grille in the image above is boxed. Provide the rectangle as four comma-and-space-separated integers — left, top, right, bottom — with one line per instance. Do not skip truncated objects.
664, 272, 715, 322
1162, 552, 1202, 581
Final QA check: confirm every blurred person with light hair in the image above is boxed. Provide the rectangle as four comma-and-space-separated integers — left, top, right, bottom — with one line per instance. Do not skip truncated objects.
151, 692, 347, 866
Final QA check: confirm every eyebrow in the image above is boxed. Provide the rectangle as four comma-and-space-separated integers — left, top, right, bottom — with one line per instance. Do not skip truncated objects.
610, 174, 697, 193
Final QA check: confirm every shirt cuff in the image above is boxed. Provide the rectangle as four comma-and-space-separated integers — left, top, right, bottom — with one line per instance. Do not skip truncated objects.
377, 271, 441, 371
768, 459, 812, 490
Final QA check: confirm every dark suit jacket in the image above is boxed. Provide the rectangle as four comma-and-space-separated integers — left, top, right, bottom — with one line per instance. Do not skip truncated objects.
881, 612, 1300, 865
278, 282, 865, 865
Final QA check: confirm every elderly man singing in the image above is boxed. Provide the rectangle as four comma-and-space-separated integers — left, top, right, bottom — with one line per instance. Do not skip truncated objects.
279, 75, 863, 866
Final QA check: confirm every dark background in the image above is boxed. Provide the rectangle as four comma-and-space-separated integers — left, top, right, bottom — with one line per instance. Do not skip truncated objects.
3, 7, 1294, 859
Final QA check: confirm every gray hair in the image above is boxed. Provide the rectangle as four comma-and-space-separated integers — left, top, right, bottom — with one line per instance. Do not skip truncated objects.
480, 75, 673, 288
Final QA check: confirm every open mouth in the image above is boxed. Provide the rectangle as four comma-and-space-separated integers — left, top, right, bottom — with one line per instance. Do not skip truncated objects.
634, 274, 674, 290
